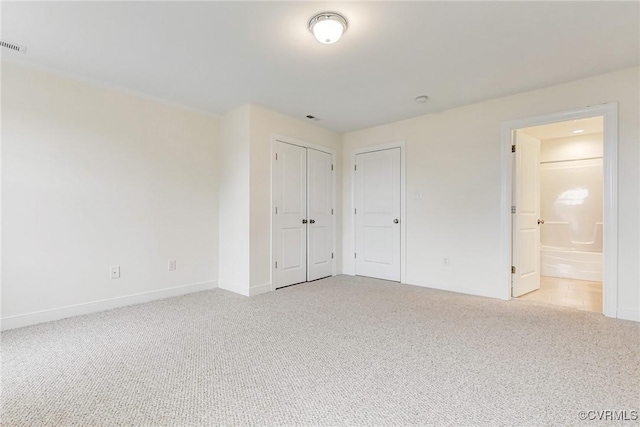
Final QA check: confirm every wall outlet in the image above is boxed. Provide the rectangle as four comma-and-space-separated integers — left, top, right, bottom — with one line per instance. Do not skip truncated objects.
443, 257, 450, 267
110, 266, 120, 279
168, 259, 177, 271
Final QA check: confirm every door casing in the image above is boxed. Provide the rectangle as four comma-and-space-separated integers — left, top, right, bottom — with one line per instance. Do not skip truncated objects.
270, 134, 337, 291
501, 103, 618, 318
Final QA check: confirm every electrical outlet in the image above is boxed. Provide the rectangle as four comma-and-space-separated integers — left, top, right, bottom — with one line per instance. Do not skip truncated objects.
168, 259, 177, 271
443, 257, 449, 267
110, 266, 120, 279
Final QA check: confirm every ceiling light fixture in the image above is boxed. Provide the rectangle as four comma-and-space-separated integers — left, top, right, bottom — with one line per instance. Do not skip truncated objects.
415, 95, 429, 104
573, 129, 585, 134
309, 12, 348, 44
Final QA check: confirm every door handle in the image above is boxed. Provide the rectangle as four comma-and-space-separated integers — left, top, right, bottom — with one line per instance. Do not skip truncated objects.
538, 219, 545, 225
393, 219, 399, 224
309, 219, 316, 224
302, 219, 308, 224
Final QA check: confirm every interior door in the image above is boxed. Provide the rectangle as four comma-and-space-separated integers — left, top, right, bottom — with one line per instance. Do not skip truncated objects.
307, 148, 333, 281
274, 141, 307, 288
512, 131, 541, 297
355, 148, 401, 281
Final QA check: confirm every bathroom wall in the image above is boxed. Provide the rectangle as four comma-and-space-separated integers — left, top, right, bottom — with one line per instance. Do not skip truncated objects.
540, 133, 603, 251
539, 133, 603, 280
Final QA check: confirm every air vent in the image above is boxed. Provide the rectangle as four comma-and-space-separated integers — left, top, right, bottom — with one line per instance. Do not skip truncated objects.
1, 41, 27, 54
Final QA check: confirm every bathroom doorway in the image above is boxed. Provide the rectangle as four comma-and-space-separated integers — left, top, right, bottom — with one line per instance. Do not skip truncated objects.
512, 117, 604, 313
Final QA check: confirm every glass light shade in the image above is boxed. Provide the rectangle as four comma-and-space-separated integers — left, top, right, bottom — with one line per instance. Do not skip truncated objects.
309, 13, 347, 44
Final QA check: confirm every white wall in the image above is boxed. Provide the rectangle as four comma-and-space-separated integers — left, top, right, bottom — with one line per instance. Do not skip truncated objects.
1, 62, 219, 328
216, 104, 342, 296
249, 104, 342, 291
3, 61, 638, 328
342, 67, 639, 321
218, 105, 251, 295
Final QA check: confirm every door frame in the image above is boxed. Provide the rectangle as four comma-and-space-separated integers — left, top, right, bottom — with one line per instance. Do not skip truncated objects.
500, 103, 618, 318
270, 134, 337, 291
350, 141, 407, 282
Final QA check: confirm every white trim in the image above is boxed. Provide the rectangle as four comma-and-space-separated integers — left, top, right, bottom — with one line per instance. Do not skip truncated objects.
350, 141, 407, 283
218, 281, 250, 296
1, 280, 217, 331
273, 134, 337, 158
500, 103, 618, 318
270, 134, 338, 292
617, 308, 640, 322
249, 283, 272, 297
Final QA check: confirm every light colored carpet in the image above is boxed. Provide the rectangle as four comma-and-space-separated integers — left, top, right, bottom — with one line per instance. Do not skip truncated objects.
2, 275, 639, 426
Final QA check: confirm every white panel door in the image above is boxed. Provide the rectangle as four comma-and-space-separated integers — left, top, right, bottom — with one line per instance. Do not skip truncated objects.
274, 142, 307, 288
513, 131, 541, 297
307, 148, 333, 281
355, 148, 401, 281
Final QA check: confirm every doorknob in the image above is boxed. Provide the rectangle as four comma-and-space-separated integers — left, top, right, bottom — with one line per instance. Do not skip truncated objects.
393, 219, 399, 224
309, 219, 316, 224
302, 219, 308, 224
538, 219, 545, 225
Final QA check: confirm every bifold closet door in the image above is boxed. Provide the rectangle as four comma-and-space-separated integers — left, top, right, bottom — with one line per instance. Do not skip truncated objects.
307, 148, 333, 281
274, 141, 307, 288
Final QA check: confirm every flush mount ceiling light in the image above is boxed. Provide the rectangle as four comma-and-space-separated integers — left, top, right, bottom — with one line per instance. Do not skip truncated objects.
415, 95, 429, 104
309, 12, 348, 44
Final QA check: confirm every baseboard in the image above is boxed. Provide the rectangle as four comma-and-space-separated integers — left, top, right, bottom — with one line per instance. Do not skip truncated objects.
402, 279, 503, 300
249, 283, 272, 296
617, 308, 640, 322
1, 280, 217, 331
218, 281, 250, 297
217, 281, 272, 297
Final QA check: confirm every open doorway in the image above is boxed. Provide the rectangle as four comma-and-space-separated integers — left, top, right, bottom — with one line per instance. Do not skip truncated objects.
512, 117, 604, 313
502, 103, 618, 318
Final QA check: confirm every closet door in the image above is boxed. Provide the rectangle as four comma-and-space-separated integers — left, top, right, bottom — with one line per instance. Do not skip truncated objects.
355, 148, 401, 281
307, 148, 333, 281
274, 141, 307, 288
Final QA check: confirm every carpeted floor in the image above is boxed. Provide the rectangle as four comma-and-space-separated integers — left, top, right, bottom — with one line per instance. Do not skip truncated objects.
2, 275, 639, 426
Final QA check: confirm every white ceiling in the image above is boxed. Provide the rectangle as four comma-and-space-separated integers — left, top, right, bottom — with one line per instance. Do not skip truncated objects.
521, 116, 604, 141
2, 2, 638, 132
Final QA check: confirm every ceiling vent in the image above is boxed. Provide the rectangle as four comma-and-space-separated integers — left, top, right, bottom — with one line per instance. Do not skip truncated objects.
1, 41, 27, 54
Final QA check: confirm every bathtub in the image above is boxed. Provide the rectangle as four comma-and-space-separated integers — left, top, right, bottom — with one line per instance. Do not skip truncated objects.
540, 247, 602, 282
540, 222, 602, 282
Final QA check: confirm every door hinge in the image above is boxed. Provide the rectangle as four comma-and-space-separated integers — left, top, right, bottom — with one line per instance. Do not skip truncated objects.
275, 262, 278, 269
331, 253, 334, 259
354, 165, 357, 171
331, 208, 334, 215
354, 253, 357, 259
275, 153, 278, 160
331, 164, 334, 171
511, 145, 516, 153
511, 266, 516, 274
275, 206, 278, 214
511, 206, 516, 214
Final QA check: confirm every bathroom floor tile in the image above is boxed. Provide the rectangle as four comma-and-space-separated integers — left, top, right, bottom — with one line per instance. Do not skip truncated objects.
515, 276, 602, 313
